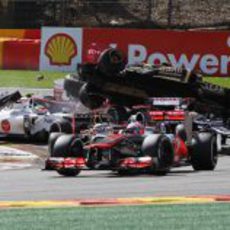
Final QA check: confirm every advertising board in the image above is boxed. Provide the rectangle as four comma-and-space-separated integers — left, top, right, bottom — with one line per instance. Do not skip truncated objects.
39, 27, 229, 76
39, 27, 82, 72
83, 28, 230, 76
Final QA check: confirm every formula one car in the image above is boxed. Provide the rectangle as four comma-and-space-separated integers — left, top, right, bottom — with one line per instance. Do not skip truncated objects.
0, 91, 98, 142
193, 114, 230, 154
64, 48, 230, 121
46, 99, 218, 176
63, 47, 230, 152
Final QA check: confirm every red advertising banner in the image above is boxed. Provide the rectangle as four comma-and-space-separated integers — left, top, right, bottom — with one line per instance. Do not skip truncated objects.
0, 29, 41, 69
0, 29, 40, 39
24, 29, 41, 39
3, 39, 40, 70
83, 28, 230, 76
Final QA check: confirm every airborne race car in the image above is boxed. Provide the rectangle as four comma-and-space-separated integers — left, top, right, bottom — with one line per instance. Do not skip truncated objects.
46, 98, 218, 176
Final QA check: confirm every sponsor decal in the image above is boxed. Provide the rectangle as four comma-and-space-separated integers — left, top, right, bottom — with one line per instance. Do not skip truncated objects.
127, 43, 230, 75
1, 119, 11, 133
40, 28, 229, 75
83, 29, 230, 76
45, 33, 77, 66
101, 40, 229, 76
40, 27, 82, 71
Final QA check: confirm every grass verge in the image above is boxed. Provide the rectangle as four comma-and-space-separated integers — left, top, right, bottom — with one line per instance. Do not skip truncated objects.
0, 203, 230, 230
0, 70, 67, 88
0, 70, 229, 89
204, 77, 230, 88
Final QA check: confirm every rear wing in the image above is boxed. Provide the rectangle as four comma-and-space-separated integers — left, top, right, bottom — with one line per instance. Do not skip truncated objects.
149, 110, 185, 121
0, 91, 22, 111
150, 97, 181, 107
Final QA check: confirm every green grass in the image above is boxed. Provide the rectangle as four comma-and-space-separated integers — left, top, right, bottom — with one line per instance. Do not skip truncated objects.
204, 77, 230, 88
0, 70, 67, 88
0, 203, 230, 230
0, 70, 229, 89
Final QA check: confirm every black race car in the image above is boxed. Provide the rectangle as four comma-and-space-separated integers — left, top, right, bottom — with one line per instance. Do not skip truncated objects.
64, 48, 230, 120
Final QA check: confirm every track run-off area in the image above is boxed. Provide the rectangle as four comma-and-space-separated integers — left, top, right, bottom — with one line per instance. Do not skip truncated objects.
0, 153, 230, 203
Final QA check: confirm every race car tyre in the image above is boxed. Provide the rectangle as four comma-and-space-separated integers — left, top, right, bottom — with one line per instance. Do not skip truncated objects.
57, 168, 81, 177
97, 48, 126, 76
117, 169, 138, 176
64, 75, 84, 99
70, 137, 84, 157
30, 130, 49, 143
52, 134, 84, 158
142, 134, 174, 175
79, 83, 106, 109
175, 124, 187, 142
107, 106, 128, 123
48, 132, 63, 157
50, 120, 72, 134
190, 132, 218, 170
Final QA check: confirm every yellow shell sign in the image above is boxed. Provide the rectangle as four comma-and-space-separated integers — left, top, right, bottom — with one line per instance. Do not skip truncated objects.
45, 33, 77, 65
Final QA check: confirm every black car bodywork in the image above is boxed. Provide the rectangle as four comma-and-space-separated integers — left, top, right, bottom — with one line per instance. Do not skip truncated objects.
64, 48, 230, 120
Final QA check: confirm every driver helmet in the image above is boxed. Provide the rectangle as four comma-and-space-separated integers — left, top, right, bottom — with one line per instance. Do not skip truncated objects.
126, 121, 144, 135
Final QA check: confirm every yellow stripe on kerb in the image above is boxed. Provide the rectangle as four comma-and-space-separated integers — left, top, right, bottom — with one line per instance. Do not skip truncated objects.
0, 201, 80, 208
0, 196, 228, 209
117, 196, 215, 204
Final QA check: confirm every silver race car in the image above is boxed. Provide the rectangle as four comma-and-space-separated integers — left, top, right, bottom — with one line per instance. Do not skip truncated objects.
0, 91, 76, 142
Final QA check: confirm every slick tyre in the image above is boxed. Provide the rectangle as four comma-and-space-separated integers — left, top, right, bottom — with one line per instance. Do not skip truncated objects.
52, 134, 84, 158
64, 75, 84, 99
190, 132, 218, 170
57, 168, 81, 177
48, 132, 63, 157
142, 134, 174, 175
31, 130, 49, 143
79, 83, 105, 109
50, 120, 72, 134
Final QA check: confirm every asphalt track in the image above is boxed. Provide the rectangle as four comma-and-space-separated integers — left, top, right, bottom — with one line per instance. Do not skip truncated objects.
0, 154, 230, 201
0, 88, 229, 202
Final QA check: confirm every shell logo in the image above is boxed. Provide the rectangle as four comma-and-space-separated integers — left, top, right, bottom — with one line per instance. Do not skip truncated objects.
45, 33, 77, 66
1, 119, 11, 133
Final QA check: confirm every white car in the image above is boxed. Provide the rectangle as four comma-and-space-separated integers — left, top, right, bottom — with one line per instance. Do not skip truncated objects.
0, 91, 75, 142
